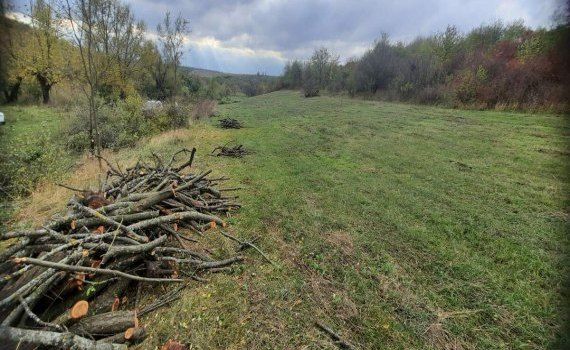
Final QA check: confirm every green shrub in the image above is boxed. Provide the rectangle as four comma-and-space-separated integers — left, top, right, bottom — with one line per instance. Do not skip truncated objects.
0, 116, 72, 196
66, 131, 90, 153
164, 103, 189, 128
66, 97, 148, 151
65, 96, 190, 153
455, 70, 477, 104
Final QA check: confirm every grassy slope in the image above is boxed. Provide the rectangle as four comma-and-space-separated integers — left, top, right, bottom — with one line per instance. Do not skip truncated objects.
9, 91, 569, 349
0, 105, 73, 229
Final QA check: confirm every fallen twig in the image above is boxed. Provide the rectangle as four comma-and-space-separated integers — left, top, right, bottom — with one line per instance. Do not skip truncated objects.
221, 231, 276, 266
315, 321, 355, 350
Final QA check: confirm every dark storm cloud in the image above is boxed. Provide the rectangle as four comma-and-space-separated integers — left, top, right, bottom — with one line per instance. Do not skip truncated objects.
11, 0, 563, 74
123, 0, 561, 74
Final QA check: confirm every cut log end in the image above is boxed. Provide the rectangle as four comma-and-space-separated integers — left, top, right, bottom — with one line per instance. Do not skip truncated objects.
123, 326, 147, 343
13, 257, 26, 264
124, 327, 135, 340
71, 300, 89, 319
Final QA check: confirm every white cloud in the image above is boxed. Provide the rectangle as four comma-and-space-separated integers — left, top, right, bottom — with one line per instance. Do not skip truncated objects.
6, 11, 30, 25
184, 34, 286, 75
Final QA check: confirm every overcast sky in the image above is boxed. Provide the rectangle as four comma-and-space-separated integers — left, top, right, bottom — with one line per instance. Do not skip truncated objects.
11, 0, 563, 75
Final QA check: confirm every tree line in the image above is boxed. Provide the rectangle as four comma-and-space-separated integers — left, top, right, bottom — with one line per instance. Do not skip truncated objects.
281, 20, 569, 110
1, 0, 190, 104
0, 0, 280, 103
0, 0, 282, 159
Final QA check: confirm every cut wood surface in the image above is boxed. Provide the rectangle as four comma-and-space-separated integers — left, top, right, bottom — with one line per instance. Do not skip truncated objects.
100, 327, 147, 344
124, 327, 146, 340
71, 300, 89, 319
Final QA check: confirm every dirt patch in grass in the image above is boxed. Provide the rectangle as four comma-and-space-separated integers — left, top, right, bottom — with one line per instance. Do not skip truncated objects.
324, 230, 355, 259
529, 132, 549, 138
537, 148, 570, 156
309, 272, 359, 322
359, 165, 383, 174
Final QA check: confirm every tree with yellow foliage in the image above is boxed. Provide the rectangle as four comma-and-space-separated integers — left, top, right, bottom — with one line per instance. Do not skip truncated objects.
26, 0, 65, 103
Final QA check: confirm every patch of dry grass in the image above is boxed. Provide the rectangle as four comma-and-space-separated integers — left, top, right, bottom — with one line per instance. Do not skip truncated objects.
324, 230, 355, 258
10, 125, 228, 230
12, 153, 111, 228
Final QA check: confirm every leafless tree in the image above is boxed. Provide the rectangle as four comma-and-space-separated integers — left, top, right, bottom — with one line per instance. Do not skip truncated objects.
59, 0, 142, 155
157, 11, 189, 100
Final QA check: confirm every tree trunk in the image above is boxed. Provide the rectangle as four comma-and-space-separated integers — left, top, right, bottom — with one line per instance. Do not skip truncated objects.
35, 74, 52, 104
88, 89, 96, 155
4, 77, 22, 103
41, 83, 51, 104
172, 64, 177, 101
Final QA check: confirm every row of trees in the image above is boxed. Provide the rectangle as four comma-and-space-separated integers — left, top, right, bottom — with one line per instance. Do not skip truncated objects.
282, 20, 569, 110
0, 0, 10, 100
1, 1, 279, 105
1, 0, 190, 155
3, 0, 189, 105
185, 72, 279, 99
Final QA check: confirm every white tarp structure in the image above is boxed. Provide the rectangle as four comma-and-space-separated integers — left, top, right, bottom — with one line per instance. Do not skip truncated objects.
0, 112, 5, 125
142, 100, 163, 117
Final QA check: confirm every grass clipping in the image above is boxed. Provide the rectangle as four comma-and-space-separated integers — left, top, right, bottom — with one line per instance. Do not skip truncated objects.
0, 148, 247, 349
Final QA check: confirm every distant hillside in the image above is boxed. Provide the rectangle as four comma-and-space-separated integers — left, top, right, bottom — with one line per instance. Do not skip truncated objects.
182, 66, 278, 78
182, 66, 234, 78
181, 66, 280, 97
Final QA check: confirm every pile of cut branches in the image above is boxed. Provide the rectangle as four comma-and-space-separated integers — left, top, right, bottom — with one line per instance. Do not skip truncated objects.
212, 144, 249, 158
219, 118, 242, 129
0, 148, 245, 349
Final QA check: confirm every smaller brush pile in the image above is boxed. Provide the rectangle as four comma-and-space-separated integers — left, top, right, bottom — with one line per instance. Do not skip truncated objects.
212, 144, 249, 158
0, 148, 245, 350
219, 118, 242, 129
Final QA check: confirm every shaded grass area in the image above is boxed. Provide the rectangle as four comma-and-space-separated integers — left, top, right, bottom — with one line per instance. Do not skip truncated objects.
7, 91, 570, 349
0, 105, 74, 231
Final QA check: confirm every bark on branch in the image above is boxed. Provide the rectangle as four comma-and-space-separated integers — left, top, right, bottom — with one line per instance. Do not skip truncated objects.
14, 257, 183, 283
0, 326, 127, 350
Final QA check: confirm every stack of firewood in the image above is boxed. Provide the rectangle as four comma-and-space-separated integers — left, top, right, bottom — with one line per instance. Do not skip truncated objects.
0, 148, 246, 350
219, 118, 242, 129
212, 144, 249, 158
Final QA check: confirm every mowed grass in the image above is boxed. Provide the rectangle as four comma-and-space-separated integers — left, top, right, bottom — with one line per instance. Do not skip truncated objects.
8, 91, 570, 349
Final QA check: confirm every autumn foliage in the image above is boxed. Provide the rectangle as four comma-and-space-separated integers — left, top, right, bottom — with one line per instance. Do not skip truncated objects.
282, 21, 569, 111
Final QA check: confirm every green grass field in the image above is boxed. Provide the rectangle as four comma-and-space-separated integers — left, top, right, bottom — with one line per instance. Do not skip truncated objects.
4, 91, 569, 349
0, 106, 74, 229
